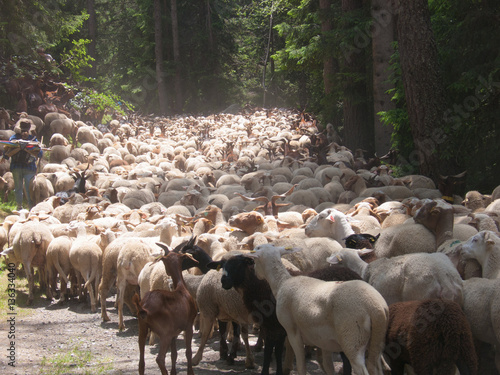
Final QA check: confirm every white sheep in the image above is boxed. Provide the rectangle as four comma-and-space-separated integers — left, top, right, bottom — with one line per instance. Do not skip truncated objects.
414, 199, 478, 248
192, 267, 256, 369
45, 235, 75, 301
374, 222, 436, 258
11, 221, 54, 304
327, 249, 463, 305
304, 208, 354, 247
248, 244, 389, 375
469, 213, 499, 233
115, 238, 163, 330
460, 230, 500, 279
462, 277, 500, 373
68, 221, 102, 312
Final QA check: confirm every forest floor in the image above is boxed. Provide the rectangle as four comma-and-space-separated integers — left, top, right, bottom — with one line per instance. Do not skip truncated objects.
0, 282, 335, 375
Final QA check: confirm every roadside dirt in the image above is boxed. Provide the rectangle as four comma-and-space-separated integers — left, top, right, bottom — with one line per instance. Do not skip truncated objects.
0, 289, 333, 375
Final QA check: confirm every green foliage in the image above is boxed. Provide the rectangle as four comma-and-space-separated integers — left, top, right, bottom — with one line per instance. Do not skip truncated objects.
59, 39, 95, 82
70, 89, 134, 121
377, 43, 413, 161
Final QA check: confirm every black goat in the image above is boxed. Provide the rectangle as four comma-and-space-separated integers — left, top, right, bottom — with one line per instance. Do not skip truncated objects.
55, 166, 90, 204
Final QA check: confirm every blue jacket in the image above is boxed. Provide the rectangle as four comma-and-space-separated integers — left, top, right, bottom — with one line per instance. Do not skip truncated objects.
4, 134, 43, 171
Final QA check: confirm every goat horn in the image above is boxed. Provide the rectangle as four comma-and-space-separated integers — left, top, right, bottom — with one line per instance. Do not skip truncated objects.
156, 242, 171, 256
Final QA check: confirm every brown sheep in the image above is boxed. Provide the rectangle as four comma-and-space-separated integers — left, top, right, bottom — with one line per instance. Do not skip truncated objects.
385, 299, 477, 375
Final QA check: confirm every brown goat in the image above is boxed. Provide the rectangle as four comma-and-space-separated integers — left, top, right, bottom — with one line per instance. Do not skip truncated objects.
132, 250, 198, 375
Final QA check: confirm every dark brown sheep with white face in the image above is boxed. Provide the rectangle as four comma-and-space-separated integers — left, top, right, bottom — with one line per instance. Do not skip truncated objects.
385, 299, 477, 375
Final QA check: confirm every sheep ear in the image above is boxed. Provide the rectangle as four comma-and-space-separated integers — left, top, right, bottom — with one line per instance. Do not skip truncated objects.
356, 248, 373, 256
280, 246, 301, 255
326, 254, 342, 265
1, 247, 14, 257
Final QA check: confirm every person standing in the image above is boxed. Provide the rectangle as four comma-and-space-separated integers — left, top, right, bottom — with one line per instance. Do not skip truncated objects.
0, 119, 43, 210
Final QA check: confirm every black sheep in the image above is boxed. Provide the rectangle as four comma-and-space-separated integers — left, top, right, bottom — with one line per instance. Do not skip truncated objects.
212, 255, 286, 375
343, 233, 380, 249
344, 233, 380, 263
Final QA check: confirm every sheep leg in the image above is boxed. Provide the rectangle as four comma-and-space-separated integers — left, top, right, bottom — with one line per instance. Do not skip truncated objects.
320, 350, 335, 375
84, 274, 97, 313
274, 332, 286, 375
286, 332, 307, 375
98, 274, 116, 322
45, 268, 54, 301
149, 331, 158, 346
217, 321, 234, 363
241, 324, 256, 369
342, 349, 369, 375
76, 272, 85, 302
227, 322, 240, 364
192, 313, 213, 366
59, 274, 67, 302
340, 352, 352, 375
283, 338, 294, 375
261, 336, 273, 375
25, 262, 34, 305
170, 336, 177, 375
137, 321, 148, 375
254, 326, 264, 352
156, 336, 170, 375
116, 277, 127, 330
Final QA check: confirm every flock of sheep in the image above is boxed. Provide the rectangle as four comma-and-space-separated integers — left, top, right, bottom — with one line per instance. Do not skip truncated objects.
1, 107, 500, 375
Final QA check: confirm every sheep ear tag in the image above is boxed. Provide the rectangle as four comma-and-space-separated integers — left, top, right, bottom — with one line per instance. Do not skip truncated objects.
282, 246, 301, 255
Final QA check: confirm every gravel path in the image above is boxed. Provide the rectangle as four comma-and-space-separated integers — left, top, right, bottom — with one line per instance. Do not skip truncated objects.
0, 291, 333, 375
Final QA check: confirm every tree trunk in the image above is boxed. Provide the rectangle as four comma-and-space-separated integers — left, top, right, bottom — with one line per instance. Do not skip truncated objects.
262, 11, 274, 107
171, 0, 183, 113
341, 0, 373, 153
319, 0, 334, 95
206, 0, 214, 51
86, 0, 97, 78
395, 0, 453, 181
154, 0, 168, 115
371, 0, 395, 156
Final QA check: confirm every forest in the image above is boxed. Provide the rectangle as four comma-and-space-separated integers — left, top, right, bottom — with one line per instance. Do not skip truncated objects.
0, 0, 499, 192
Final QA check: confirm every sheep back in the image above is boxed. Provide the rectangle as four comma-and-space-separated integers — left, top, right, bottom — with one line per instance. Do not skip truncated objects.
386, 299, 477, 375
365, 252, 463, 305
